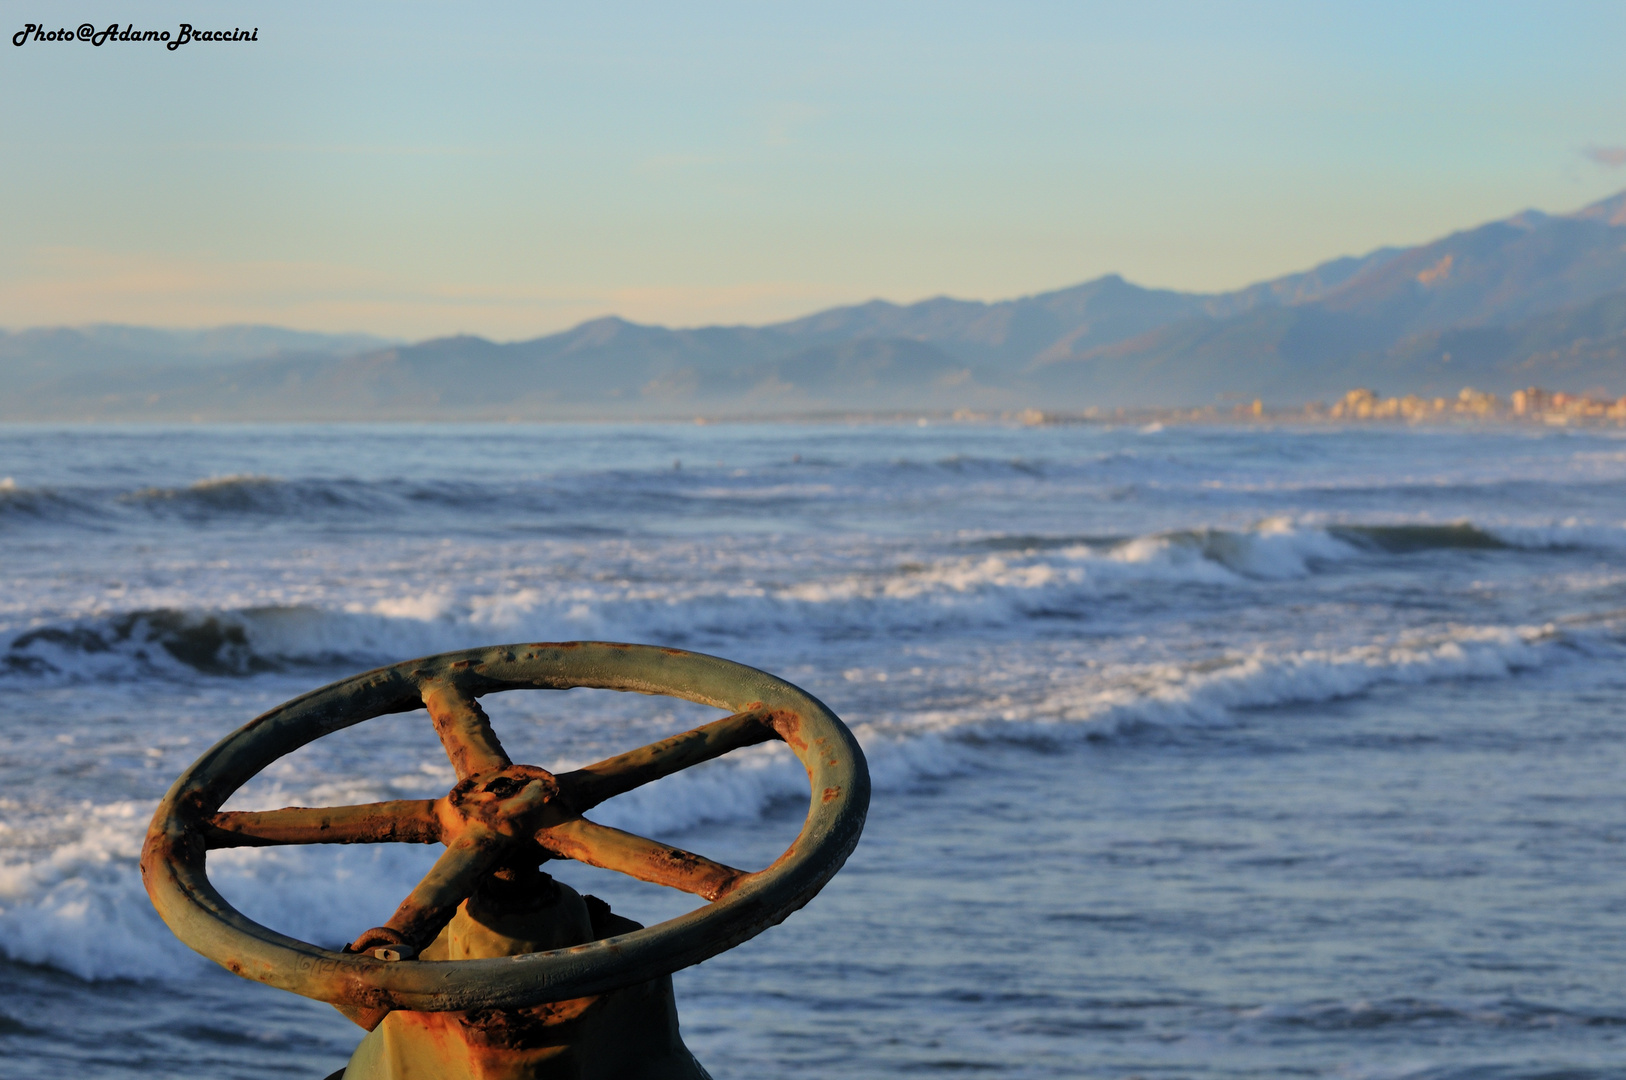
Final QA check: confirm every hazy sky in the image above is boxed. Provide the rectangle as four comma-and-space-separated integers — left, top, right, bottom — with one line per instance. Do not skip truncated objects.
3, 1, 1624, 339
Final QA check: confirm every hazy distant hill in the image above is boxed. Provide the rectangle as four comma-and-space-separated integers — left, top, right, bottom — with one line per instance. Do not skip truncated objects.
1368, 287, 1626, 394
0, 324, 391, 371
0, 325, 396, 404
30, 325, 985, 420
768, 275, 1211, 367
1028, 190, 1626, 404
4, 190, 1625, 419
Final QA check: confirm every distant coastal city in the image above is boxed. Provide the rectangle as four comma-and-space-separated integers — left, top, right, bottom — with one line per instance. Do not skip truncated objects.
1013, 386, 1626, 428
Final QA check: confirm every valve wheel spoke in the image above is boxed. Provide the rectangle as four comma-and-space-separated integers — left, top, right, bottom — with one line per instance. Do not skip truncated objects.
555, 708, 777, 813
206, 800, 440, 848
354, 824, 512, 952
421, 680, 512, 780
536, 817, 747, 901
209, 708, 779, 944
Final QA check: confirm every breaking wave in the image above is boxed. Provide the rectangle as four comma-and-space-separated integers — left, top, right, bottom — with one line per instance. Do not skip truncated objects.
0, 614, 1588, 982
2, 606, 413, 678
1238, 995, 1626, 1032
0, 477, 104, 528
985, 520, 1626, 562
7, 513, 1624, 684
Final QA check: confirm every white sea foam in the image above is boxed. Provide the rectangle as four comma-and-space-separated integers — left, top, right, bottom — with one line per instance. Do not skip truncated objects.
963, 622, 1561, 734
1097, 517, 1362, 581
6, 512, 1607, 686
1487, 521, 1626, 550
0, 617, 1579, 981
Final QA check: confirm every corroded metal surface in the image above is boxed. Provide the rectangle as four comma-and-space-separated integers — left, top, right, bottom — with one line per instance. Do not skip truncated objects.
140, 642, 869, 1019
342, 876, 712, 1079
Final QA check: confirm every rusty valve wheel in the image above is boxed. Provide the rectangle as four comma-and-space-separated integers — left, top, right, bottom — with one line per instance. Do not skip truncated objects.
141, 642, 869, 1021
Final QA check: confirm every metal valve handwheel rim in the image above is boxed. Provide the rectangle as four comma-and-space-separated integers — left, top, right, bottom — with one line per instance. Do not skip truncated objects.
140, 641, 870, 1017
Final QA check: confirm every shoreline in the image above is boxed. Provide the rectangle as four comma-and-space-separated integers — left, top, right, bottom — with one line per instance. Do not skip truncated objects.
4, 385, 1623, 430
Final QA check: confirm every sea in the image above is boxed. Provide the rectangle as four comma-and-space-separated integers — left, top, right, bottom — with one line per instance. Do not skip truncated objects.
4, 419, 1626, 1080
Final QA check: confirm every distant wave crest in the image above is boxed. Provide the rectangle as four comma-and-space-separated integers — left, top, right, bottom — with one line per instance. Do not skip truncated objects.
6, 515, 1624, 683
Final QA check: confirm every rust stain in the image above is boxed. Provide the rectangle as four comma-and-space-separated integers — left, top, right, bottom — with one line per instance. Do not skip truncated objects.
769, 711, 807, 751
656, 848, 701, 870
822, 786, 841, 803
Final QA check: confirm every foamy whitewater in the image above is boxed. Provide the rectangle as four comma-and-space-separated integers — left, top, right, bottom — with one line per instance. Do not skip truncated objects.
5, 421, 1626, 1078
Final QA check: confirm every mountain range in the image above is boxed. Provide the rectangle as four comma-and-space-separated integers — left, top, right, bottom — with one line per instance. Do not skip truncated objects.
4, 188, 1626, 420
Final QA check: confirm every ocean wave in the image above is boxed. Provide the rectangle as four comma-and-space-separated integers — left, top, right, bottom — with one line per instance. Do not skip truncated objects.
0, 478, 105, 528
4, 469, 818, 531
990, 518, 1626, 565
1, 512, 1606, 684
924, 454, 1049, 478
123, 473, 282, 505
1104, 518, 1360, 580
2, 606, 394, 678
119, 474, 395, 520
787, 519, 1370, 606
0, 474, 382, 530
0, 568, 1257, 684
0, 617, 1584, 982
0, 798, 451, 981
1327, 522, 1508, 553
937, 621, 1567, 737
1485, 522, 1626, 551
11, 450, 1626, 567
1238, 995, 1626, 1032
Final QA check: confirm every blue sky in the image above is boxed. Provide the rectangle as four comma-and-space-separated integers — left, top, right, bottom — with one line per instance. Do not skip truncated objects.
2, 1, 1623, 338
